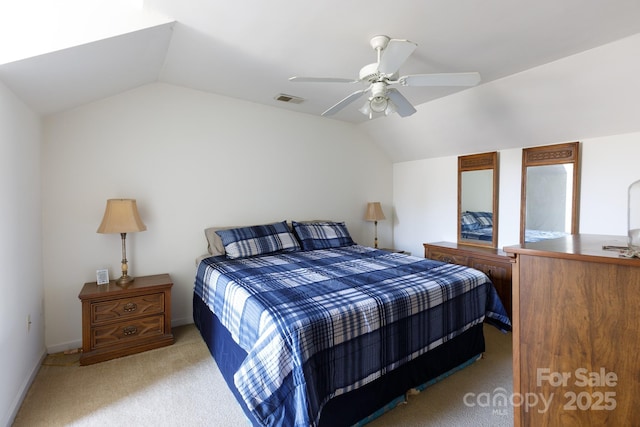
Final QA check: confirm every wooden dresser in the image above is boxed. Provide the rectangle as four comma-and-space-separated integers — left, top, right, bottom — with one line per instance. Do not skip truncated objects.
504, 235, 640, 426
78, 273, 174, 365
424, 241, 512, 319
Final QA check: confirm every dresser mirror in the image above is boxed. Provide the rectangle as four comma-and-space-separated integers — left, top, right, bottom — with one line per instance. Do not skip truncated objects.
520, 142, 580, 244
458, 151, 499, 248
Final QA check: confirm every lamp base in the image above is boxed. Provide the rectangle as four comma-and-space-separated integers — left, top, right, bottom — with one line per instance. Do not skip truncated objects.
116, 274, 134, 286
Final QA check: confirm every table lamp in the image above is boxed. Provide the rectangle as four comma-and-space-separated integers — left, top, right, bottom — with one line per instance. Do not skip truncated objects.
364, 202, 386, 248
97, 199, 147, 285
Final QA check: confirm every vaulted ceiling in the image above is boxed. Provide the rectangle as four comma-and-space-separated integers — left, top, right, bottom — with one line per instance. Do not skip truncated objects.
2, 0, 640, 160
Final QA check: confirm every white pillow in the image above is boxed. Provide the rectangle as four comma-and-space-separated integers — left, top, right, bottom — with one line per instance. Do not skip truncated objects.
204, 226, 241, 256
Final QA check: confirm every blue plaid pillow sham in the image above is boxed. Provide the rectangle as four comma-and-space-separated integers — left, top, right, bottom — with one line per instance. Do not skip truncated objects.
216, 221, 301, 259
461, 211, 481, 231
471, 211, 493, 227
292, 221, 355, 251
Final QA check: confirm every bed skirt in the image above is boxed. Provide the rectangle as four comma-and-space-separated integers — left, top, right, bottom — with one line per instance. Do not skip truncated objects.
193, 293, 485, 426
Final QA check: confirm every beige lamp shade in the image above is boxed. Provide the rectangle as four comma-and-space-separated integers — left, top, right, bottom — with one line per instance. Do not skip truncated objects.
97, 199, 146, 285
97, 199, 147, 234
364, 202, 386, 222
364, 202, 385, 249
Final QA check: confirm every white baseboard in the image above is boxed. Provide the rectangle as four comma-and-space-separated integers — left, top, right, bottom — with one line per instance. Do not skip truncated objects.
46, 339, 82, 355
4, 349, 47, 427
171, 316, 193, 327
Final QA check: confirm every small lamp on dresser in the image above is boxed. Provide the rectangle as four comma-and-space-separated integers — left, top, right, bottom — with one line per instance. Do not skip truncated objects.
97, 199, 147, 285
364, 202, 386, 248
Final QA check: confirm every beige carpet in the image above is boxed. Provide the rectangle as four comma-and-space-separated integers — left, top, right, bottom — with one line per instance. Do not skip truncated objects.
13, 324, 512, 427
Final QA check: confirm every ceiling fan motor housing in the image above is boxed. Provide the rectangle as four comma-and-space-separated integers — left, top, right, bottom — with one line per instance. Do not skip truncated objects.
359, 63, 399, 83
359, 63, 380, 82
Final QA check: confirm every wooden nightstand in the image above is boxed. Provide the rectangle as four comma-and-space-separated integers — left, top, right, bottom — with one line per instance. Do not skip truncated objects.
78, 273, 174, 365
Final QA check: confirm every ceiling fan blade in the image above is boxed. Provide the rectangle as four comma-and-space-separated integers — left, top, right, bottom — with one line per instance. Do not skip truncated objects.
289, 76, 359, 83
387, 89, 417, 117
322, 89, 367, 116
378, 39, 418, 75
399, 72, 481, 87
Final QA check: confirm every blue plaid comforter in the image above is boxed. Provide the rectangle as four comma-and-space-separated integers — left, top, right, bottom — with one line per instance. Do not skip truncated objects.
194, 245, 510, 426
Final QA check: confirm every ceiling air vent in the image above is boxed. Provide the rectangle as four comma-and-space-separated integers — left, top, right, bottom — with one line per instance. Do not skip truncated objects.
275, 93, 304, 104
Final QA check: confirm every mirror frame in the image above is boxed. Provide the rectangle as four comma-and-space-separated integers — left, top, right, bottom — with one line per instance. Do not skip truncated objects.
519, 141, 580, 244
458, 151, 499, 248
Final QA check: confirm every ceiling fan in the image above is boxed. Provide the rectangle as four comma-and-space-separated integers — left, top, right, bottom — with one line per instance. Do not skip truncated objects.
289, 35, 481, 119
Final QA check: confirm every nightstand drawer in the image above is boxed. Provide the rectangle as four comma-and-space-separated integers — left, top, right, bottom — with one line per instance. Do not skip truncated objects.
91, 314, 165, 349
91, 293, 164, 324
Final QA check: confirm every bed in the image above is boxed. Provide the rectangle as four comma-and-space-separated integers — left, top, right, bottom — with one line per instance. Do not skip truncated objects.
193, 220, 510, 426
524, 229, 568, 242
460, 211, 569, 243
460, 211, 494, 242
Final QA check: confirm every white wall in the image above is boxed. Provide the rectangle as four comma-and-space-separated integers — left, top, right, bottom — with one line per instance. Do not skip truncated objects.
42, 82, 393, 351
393, 133, 640, 256
0, 80, 45, 426
392, 156, 457, 256
579, 133, 640, 235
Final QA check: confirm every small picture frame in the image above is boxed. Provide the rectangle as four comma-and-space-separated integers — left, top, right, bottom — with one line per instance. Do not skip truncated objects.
96, 269, 110, 285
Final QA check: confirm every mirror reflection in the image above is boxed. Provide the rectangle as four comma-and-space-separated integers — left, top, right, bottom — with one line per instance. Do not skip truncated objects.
520, 142, 580, 243
458, 152, 498, 248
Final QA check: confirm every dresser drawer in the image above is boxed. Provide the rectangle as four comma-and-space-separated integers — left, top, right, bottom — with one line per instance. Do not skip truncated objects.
427, 249, 468, 265
469, 259, 509, 281
424, 242, 512, 319
469, 258, 512, 318
91, 314, 165, 349
91, 293, 164, 324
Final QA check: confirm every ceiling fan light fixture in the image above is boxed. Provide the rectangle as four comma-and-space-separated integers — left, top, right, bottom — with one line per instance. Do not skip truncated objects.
369, 96, 388, 113
384, 100, 397, 116
290, 35, 479, 119
358, 101, 371, 117
360, 95, 396, 119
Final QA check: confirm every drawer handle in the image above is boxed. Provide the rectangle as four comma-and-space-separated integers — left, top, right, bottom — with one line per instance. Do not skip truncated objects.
123, 326, 138, 336
123, 302, 137, 312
